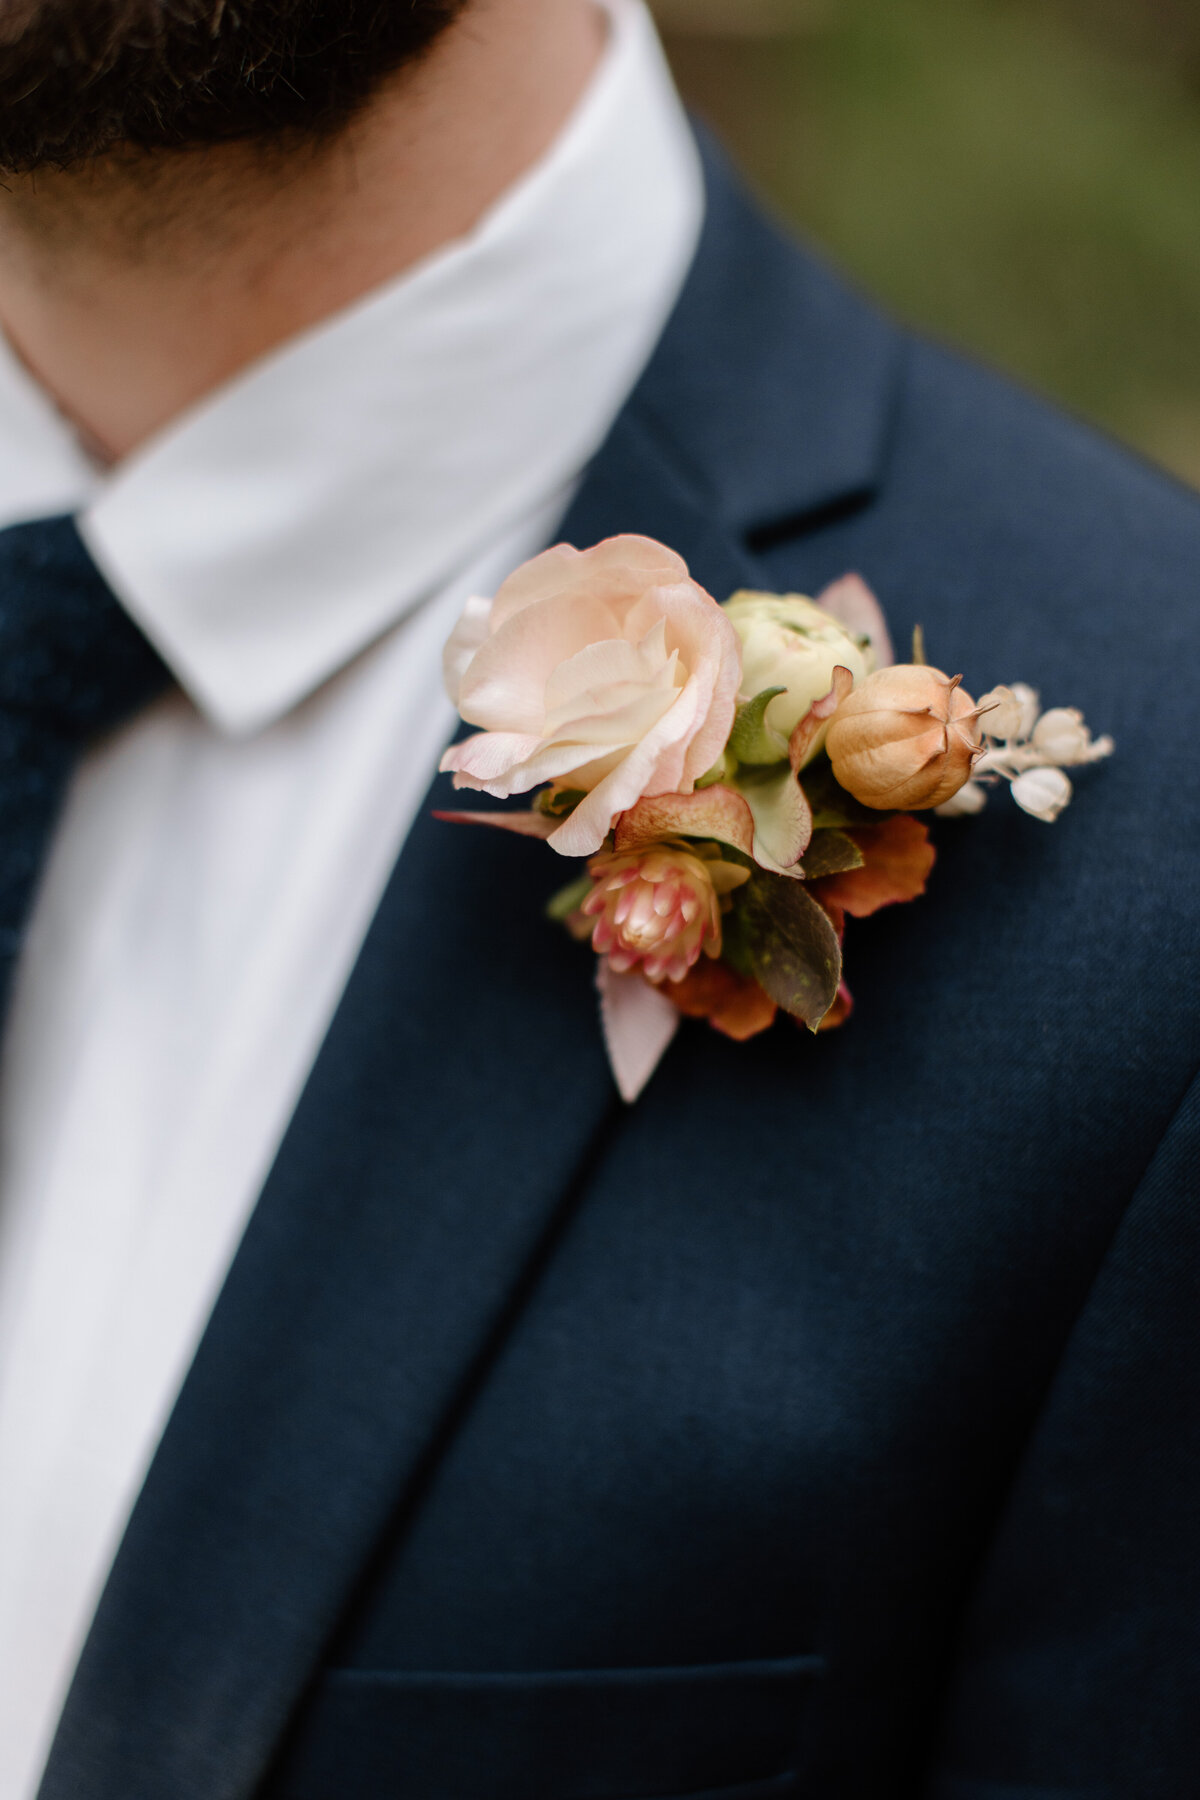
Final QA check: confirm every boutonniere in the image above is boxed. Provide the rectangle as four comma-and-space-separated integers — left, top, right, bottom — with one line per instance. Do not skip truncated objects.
436, 536, 1112, 1100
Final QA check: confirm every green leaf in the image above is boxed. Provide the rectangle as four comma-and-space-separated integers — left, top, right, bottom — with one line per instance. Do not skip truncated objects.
736, 869, 842, 1031
733, 764, 813, 873
695, 751, 733, 790
545, 874, 594, 922
800, 828, 865, 880
728, 687, 789, 766
718, 906, 756, 979
535, 786, 588, 818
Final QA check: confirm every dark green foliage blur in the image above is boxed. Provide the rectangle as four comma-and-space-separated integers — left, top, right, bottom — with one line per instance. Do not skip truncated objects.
654, 0, 1200, 487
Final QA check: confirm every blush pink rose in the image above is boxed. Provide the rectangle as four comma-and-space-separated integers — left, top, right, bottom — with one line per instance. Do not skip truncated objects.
440, 536, 743, 857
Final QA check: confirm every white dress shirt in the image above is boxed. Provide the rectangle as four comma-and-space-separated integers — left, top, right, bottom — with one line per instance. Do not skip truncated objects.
0, 5, 704, 1792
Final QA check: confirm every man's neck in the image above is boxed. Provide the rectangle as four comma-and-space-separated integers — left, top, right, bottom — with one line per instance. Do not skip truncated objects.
0, 0, 606, 465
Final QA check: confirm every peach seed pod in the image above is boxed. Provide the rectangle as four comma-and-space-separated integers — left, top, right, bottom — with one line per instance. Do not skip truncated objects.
825, 664, 983, 810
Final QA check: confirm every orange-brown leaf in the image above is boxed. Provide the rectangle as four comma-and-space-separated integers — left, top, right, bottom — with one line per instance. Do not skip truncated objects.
811, 813, 935, 918
665, 960, 778, 1042
817, 980, 854, 1031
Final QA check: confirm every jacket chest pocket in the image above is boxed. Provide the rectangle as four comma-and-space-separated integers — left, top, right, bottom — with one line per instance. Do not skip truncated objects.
264, 1653, 823, 1800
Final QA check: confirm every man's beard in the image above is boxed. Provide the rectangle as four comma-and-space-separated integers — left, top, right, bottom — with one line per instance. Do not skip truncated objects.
0, 0, 470, 173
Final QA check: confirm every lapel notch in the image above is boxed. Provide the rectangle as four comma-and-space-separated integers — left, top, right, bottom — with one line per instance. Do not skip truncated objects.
625, 129, 903, 545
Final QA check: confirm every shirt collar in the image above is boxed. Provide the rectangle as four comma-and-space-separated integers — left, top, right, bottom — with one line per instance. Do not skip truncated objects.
0, 0, 702, 735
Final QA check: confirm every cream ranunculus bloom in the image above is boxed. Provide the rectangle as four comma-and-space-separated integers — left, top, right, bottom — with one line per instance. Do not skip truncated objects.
721, 591, 874, 763
440, 536, 743, 857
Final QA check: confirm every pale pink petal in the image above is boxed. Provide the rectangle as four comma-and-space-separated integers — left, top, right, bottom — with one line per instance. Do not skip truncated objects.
679, 650, 740, 785
572, 538, 691, 620
491, 536, 688, 629
441, 594, 493, 705
596, 961, 681, 1103
625, 675, 707, 793
815, 574, 895, 669
622, 581, 743, 782
546, 681, 708, 856
584, 535, 690, 579
546, 780, 627, 856
680, 640, 745, 778
488, 543, 586, 627
440, 731, 544, 782
543, 688, 677, 752
623, 579, 715, 645
542, 632, 666, 718
443, 732, 604, 798
459, 592, 620, 732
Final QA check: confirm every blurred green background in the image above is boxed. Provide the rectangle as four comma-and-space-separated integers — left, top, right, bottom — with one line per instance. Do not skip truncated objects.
650, 0, 1200, 488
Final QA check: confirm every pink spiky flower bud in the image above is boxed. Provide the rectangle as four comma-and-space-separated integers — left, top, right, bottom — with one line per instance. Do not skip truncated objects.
580, 842, 750, 985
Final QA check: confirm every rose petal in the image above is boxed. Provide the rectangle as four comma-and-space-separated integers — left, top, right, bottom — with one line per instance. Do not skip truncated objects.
487, 542, 585, 628
442, 594, 493, 705
542, 623, 673, 726
440, 731, 546, 784
491, 536, 688, 630
459, 590, 621, 732
443, 732, 610, 798
547, 679, 709, 857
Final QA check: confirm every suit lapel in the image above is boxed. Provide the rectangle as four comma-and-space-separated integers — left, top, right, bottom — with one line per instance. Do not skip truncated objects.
40, 142, 901, 1800
41, 741, 622, 1800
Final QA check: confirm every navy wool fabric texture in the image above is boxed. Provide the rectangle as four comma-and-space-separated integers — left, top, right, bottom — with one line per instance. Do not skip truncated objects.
25, 138, 1200, 1800
0, 517, 169, 1014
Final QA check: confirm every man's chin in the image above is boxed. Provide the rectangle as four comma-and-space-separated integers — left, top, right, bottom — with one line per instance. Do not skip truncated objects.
0, 0, 468, 173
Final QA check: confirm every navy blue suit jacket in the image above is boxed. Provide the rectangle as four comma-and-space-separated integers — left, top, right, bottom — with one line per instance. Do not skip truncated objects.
40, 140, 1200, 1800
